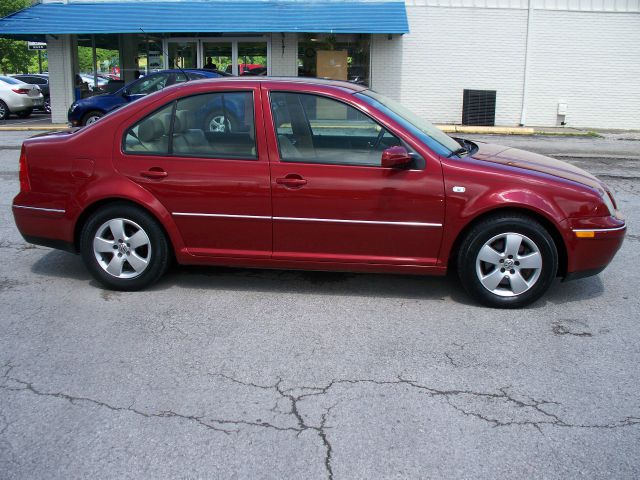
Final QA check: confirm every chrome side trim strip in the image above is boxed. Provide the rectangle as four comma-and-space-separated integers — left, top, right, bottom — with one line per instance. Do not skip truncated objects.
173, 212, 271, 220
274, 216, 442, 227
13, 204, 65, 214
572, 225, 626, 233
172, 212, 442, 227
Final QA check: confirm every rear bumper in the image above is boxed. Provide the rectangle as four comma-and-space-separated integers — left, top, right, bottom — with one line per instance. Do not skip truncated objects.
12, 200, 76, 252
561, 216, 626, 280
6, 94, 40, 112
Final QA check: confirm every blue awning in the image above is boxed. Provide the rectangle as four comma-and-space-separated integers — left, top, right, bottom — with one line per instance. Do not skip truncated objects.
0, 1, 409, 39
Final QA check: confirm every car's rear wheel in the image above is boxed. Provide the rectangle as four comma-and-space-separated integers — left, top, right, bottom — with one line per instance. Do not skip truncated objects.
0, 101, 9, 120
43, 97, 51, 114
16, 108, 33, 119
82, 110, 104, 126
457, 214, 558, 308
80, 204, 169, 291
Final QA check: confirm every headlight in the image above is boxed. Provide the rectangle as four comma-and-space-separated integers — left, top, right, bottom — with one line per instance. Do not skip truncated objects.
601, 189, 617, 216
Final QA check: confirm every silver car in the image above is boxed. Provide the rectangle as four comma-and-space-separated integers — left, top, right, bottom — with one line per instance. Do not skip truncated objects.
0, 75, 44, 120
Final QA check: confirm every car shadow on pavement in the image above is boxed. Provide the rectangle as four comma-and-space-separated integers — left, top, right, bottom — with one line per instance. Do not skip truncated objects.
29, 249, 605, 307
30, 250, 91, 281
159, 264, 465, 303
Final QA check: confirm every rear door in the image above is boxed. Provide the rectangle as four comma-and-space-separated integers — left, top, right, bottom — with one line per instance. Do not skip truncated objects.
114, 84, 272, 258
263, 87, 445, 266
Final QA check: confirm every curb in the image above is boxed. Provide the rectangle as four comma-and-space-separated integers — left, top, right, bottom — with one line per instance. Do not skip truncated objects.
437, 125, 536, 135
0, 125, 69, 131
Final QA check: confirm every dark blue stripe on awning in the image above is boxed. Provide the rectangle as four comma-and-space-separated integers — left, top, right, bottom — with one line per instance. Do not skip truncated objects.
0, 1, 409, 37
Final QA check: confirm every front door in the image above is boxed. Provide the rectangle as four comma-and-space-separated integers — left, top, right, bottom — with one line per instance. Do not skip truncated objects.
114, 85, 272, 258
264, 89, 445, 266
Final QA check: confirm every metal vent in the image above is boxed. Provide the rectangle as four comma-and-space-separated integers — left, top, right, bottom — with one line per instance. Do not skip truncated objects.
462, 89, 496, 126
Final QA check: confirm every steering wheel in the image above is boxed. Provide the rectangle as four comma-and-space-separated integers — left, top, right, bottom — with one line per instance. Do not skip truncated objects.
371, 127, 387, 150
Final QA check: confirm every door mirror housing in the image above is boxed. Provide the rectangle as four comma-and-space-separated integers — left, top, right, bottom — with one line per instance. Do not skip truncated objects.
381, 146, 413, 168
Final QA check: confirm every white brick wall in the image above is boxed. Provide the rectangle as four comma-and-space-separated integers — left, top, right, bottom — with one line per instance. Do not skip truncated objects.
371, 6, 529, 126
370, 3, 640, 128
269, 33, 298, 77
525, 10, 640, 128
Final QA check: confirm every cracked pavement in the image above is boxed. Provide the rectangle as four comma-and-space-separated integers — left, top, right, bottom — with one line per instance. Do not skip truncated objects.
1, 131, 640, 479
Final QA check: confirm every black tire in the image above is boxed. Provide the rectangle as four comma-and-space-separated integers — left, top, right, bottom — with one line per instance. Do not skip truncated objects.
457, 214, 558, 308
0, 100, 9, 120
80, 203, 170, 291
16, 108, 33, 119
43, 97, 51, 114
82, 110, 104, 126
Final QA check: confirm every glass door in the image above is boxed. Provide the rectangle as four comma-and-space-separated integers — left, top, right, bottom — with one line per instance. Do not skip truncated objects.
167, 41, 198, 69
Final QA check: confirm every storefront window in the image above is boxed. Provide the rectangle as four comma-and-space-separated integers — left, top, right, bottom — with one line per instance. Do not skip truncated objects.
203, 42, 233, 73
75, 34, 120, 99
237, 42, 267, 76
298, 34, 370, 86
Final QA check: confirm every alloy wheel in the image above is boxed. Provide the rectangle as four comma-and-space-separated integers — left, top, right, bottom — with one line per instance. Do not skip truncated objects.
93, 218, 151, 279
475, 232, 543, 297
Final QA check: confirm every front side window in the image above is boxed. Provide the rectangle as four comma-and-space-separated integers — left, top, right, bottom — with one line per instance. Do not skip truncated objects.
128, 74, 169, 95
270, 92, 401, 167
123, 91, 256, 159
357, 90, 461, 157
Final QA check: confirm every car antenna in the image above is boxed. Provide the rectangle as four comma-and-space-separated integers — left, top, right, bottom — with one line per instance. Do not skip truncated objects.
139, 28, 190, 84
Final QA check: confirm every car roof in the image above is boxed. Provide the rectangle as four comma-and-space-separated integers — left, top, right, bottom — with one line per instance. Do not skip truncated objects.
190, 76, 367, 91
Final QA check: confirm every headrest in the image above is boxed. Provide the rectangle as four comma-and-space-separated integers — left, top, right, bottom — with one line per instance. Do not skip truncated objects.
175, 110, 190, 133
137, 118, 163, 142
158, 113, 172, 135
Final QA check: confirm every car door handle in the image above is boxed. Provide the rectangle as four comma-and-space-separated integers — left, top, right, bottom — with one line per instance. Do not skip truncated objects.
276, 175, 307, 188
140, 168, 168, 179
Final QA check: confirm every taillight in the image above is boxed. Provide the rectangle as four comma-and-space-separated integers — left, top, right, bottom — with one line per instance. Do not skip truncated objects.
19, 145, 30, 193
12, 88, 31, 95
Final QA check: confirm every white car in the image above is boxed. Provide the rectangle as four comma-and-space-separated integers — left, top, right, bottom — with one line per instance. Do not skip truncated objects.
0, 75, 44, 120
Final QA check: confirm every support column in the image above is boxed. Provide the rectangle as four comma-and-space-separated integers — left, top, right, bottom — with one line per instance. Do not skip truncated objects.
120, 34, 139, 84
269, 33, 298, 77
46, 34, 76, 124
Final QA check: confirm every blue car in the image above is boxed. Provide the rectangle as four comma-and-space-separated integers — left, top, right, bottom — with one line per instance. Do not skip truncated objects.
68, 69, 229, 126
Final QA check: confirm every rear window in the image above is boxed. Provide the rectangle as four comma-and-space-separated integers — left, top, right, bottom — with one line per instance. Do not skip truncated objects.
0, 76, 22, 85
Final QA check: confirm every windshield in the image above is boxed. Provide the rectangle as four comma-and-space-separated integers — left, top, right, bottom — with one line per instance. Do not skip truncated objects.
0, 76, 22, 85
356, 89, 462, 157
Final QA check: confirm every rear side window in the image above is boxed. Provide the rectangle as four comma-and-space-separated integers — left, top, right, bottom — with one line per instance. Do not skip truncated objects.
124, 103, 174, 155
123, 91, 256, 159
173, 92, 256, 159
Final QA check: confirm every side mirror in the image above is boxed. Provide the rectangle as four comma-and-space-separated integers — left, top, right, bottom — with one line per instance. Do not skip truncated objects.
381, 146, 413, 168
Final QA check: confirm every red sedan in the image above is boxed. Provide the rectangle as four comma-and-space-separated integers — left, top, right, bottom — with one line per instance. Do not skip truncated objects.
12, 78, 625, 308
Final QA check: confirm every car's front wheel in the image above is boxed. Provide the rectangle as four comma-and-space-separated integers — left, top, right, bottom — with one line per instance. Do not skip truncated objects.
82, 110, 104, 126
80, 204, 170, 290
457, 214, 558, 308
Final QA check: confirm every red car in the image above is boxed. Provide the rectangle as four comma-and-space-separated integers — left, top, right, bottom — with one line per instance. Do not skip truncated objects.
12, 78, 625, 308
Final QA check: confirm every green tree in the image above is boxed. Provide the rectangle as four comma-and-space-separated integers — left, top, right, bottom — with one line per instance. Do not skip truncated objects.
0, 0, 32, 74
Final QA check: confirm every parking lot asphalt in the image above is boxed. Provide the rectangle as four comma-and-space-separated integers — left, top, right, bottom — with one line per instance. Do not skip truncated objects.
0, 132, 639, 479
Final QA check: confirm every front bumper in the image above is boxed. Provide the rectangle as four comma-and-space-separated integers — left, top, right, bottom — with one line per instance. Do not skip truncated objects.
561, 216, 626, 281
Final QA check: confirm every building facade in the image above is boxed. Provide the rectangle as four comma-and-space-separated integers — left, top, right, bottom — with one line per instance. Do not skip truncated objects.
1, 0, 639, 128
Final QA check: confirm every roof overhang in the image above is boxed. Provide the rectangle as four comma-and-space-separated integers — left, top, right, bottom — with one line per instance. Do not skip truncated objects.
0, 1, 409, 40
